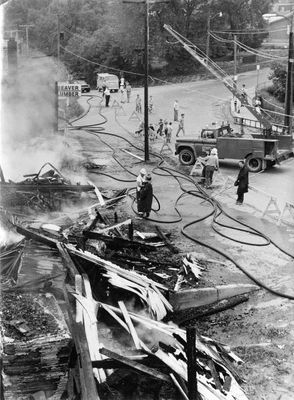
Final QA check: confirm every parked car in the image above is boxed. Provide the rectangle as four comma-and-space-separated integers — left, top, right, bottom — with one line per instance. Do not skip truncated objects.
74, 80, 91, 93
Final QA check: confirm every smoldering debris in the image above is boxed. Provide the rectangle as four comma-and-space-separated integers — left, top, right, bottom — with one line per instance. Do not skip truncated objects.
0, 186, 253, 400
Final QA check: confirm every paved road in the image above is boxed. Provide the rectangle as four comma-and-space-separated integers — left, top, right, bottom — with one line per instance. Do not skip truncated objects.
96, 67, 293, 208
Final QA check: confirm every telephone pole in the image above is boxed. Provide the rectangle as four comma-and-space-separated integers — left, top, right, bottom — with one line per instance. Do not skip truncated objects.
284, 15, 293, 136
144, 0, 150, 161
57, 15, 61, 73
233, 34, 238, 87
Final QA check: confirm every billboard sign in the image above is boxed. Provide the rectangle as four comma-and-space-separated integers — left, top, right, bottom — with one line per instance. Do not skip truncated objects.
58, 82, 81, 97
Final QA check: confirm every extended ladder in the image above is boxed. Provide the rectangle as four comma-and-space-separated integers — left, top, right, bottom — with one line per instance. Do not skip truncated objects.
164, 24, 276, 134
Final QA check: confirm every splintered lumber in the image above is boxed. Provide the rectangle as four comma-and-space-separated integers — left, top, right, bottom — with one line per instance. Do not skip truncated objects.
95, 219, 132, 235
81, 274, 107, 383
15, 224, 58, 248
118, 301, 141, 349
1, 293, 72, 400
83, 231, 156, 251
169, 373, 189, 400
100, 348, 172, 383
170, 284, 259, 311
155, 226, 179, 254
97, 302, 248, 400
73, 322, 101, 400
57, 243, 79, 281
176, 294, 250, 325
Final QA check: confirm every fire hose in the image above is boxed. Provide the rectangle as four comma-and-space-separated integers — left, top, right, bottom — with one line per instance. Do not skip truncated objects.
68, 94, 294, 300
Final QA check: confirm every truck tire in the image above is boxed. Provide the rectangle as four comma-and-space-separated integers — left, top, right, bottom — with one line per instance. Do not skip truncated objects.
246, 156, 262, 172
179, 148, 195, 165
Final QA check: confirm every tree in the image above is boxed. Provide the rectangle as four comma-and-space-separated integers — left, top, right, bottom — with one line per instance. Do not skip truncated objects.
268, 62, 287, 102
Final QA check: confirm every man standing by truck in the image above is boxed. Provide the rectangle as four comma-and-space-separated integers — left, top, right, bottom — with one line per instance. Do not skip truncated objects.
204, 148, 219, 189
234, 160, 249, 205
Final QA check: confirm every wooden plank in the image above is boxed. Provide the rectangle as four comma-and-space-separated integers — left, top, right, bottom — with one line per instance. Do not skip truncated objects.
67, 246, 169, 292
83, 231, 156, 251
155, 226, 179, 254
57, 243, 79, 281
100, 348, 172, 383
169, 373, 189, 400
96, 219, 132, 234
208, 360, 222, 391
118, 301, 141, 349
62, 283, 99, 400
15, 225, 58, 248
75, 322, 101, 400
81, 274, 107, 383
75, 276, 83, 324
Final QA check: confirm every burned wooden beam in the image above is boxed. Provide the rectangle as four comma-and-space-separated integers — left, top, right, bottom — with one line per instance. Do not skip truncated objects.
99, 348, 172, 383
15, 225, 58, 248
175, 294, 250, 325
83, 231, 156, 251
0, 183, 94, 193
57, 243, 80, 282
155, 226, 179, 254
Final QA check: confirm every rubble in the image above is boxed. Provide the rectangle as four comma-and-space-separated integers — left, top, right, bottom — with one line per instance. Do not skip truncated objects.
1, 292, 71, 400
0, 191, 255, 399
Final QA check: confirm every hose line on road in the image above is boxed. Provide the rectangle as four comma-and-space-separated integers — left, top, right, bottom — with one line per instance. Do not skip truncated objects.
68, 94, 294, 300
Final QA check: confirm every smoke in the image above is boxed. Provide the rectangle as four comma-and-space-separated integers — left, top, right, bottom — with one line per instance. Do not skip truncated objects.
0, 53, 87, 183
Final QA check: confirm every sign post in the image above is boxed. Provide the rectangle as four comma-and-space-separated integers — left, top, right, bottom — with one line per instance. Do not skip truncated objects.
56, 82, 82, 132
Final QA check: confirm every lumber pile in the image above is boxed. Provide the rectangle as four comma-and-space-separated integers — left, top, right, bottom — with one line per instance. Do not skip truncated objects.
68, 245, 173, 320
1, 292, 72, 400
70, 288, 248, 400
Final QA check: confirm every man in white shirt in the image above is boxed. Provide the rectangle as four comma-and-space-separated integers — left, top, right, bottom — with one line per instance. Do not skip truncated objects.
174, 100, 179, 121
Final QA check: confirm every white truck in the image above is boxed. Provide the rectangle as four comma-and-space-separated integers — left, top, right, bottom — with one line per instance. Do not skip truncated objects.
96, 73, 119, 92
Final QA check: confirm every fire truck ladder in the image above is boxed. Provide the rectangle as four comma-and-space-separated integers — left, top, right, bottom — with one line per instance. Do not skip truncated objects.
164, 24, 276, 134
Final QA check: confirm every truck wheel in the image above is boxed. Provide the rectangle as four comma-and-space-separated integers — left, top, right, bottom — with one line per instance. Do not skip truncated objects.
179, 149, 195, 165
246, 156, 262, 172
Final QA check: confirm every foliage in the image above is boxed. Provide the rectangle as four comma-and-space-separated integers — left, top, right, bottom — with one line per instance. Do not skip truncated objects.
268, 62, 287, 102
4, 0, 274, 83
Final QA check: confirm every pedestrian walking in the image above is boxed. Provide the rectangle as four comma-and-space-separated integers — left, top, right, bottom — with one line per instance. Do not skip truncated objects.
241, 84, 247, 103
136, 94, 142, 113
136, 168, 147, 215
176, 113, 185, 137
139, 174, 153, 218
120, 87, 126, 103
104, 87, 110, 107
157, 118, 164, 136
173, 100, 179, 121
149, 96, 154, 113
160, 122, 173, 154
102, 81, 106, 97
204, 148, 219, 189
234, 160, 249, 205
126, 82, 132, 103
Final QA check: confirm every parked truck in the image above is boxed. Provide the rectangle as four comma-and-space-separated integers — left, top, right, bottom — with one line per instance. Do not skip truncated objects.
175, 123, 280, 172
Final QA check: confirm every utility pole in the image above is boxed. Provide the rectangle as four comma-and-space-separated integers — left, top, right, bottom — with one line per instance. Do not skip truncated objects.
144, 0, 150, 161
19, 25, 33, 56
122, 0, 169, 161
284, 15, 293, 136
233, 34, 238, 88
206, 12, 211, 59
57, 15, 61, 73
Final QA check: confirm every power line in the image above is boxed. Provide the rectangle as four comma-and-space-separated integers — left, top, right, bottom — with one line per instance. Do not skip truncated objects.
212, 27, 287, 35
61, 46, 145, 76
